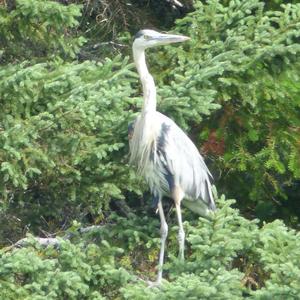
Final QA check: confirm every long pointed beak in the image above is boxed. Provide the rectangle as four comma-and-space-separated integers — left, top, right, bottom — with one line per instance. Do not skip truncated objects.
154, 33, 190, 45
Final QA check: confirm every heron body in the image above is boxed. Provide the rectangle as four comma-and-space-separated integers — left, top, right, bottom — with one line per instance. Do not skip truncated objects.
129, 29, 216, 284
131, 111, 215, 213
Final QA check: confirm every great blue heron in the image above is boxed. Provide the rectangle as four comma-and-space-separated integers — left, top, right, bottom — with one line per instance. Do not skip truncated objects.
129, 29, 216, 285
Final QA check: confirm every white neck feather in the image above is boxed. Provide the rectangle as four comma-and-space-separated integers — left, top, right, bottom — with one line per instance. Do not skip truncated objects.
133, 47, 157, 113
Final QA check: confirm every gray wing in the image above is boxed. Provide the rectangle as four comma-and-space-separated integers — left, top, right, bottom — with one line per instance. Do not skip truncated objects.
156, 112, 215, 211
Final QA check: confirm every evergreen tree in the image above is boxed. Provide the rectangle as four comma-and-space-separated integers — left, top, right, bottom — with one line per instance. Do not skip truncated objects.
0, 0, 141, 240
2, 196, 300, 299
152, 0, 300, 221
1, 1, 300, 298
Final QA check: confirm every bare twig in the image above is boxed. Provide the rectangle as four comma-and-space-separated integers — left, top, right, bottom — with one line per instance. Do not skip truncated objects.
3, 224, 115, 252
15, 237, 61, 248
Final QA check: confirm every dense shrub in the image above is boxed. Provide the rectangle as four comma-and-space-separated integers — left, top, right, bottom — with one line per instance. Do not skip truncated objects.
1, 0, 300, 298
153, 0, 300, 221
0, 0, 84, 63
0, 0, 142, 238
0, 57, 142, 228
1, 197, 300, 299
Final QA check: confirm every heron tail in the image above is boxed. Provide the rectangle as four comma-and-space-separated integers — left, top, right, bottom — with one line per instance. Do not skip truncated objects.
182, 180, 216, 218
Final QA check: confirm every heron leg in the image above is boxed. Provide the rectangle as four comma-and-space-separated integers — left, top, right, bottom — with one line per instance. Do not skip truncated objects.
173, 186, 185, 261
175, 202, 185, 260
156, 198, 168, 284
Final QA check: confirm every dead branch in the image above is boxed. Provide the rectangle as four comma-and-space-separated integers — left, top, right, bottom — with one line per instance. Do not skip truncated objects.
4, 224, 115, 252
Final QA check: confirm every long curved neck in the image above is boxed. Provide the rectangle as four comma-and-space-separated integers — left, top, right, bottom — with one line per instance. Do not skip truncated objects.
133, 47, 157, 113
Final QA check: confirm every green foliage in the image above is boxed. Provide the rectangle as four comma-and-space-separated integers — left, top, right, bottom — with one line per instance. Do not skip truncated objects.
1, 0, 299, 232
0, 0, 85, 63
150, 0, 300, 220
0, 237, 131, 299
120, 196, 300, 299
0, 56, 142, 230
253, 220, 300, 299
123, 271, 243, 300
1, 0, 300, 298
4, 196, 299, 299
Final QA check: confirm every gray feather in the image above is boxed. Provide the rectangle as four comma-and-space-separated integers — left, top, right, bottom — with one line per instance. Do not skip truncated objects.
129, 111, 216, 214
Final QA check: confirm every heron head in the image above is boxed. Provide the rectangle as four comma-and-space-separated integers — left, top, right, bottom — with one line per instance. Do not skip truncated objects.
133, 29, 190, 50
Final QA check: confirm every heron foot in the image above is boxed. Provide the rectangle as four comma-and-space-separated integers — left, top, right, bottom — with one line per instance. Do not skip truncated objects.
147, 279, 163, 288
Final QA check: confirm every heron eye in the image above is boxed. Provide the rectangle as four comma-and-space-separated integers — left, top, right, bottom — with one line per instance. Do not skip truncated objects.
144, 35, 150, 40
